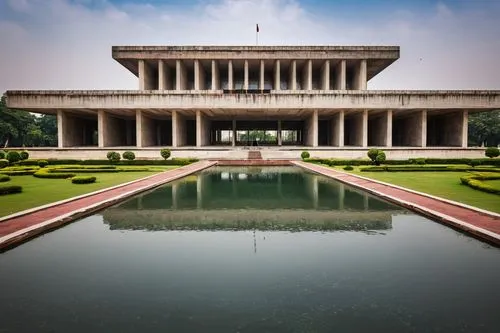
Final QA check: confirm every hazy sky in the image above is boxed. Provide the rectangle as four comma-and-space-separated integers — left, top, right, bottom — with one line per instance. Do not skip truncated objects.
1, 0, 499, 93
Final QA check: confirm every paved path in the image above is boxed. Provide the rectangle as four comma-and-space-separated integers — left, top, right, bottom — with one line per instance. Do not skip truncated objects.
293, 161, 500, 245
0, 161, 216, 251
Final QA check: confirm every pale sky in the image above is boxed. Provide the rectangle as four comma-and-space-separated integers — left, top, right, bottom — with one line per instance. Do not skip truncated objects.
1, 0, 499, 93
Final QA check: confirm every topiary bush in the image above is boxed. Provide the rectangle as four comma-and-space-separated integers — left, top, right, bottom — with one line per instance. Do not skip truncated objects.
367, 149, 380, 164
301, 151, 310, 160
0, 151, 5, 159
71, 176, 97, 184
33, 170, 76, 179
6, 151, 21, 163
343, 165, 354, 171
19, 150, 29, 160
38, 160, 48, 168
106, 151, 121, 163
375, 151, 386, 165
485, 147, 500, 158
0, 174, 10, 182
0, 159, 9, 169
0, 185, 22, 195
122, 151, 136, 161
160, 148, 171, 160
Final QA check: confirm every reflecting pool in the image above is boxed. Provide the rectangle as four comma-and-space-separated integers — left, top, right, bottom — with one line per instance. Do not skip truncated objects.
0, 166, 499, 333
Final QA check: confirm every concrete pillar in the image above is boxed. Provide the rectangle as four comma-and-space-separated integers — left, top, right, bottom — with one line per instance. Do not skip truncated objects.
172, 110, 178, 147
228, 60, 233, 90
232, 119, 236, 147
331, 110, 344, 147
289, 60, 296, 91
277, 120, 282, 146
259, 60, 265, 90
196, 110, 208, 147
212, 60, 220, 90
273, 60, 280, 90
136, 110, 143, 148
362, 109, 368, 147
462, 110, 468, 148
321, 60, 330, 90
302, 59, 312, 90
97, 110, 105, 148
57, 110, 64, 148
139, 60, 154, 90
176, 60, 187, 90
335, 60, 346, 90
194, 60, 206, 90
421, 110, 427, 147
158, 60, 170, 91
244, 60, 249, 90
307, 110, 318, 147
386, 110, 393, 147
358, 60, 367, 90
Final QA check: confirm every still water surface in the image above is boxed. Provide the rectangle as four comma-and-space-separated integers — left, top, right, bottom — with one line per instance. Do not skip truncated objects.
0, 167, 499, 332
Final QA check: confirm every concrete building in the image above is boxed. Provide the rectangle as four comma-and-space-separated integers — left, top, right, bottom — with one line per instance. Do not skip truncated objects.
6, 45, 500, 159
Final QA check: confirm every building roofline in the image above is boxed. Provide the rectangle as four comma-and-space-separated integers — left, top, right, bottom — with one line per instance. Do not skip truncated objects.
112, 45, 400, 52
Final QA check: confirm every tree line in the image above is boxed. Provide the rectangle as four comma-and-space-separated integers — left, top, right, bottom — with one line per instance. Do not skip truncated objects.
1, 93, 499, 148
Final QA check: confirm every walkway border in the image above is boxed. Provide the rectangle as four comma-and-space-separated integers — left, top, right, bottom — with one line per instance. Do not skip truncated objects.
293, 161, 500, 246
0, 161, 216, 251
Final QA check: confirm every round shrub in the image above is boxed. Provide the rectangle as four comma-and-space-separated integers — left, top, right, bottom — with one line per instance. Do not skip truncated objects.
0, 185, 22, 195
160, 148, 171, 160
485, 147, 500, 158
0, 151, 5, 159
106, 151, 121, 163
375, 151, 386, 165
469, 159, 481, 167
0, 159, 9, 168
0, 174, 10, 182
367, 148, 380, 163
33, 170, 76, 179
343, 165, 354, 171
6, 151, 21, 163
122, 151, 136, 161
71, 176, 97, 184
38, 160, 49, 168
301, 151, 310, 160
19, 150, 29, 160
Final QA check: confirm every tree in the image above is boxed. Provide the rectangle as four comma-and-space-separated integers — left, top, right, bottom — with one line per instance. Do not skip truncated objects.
468, 110, 500, 147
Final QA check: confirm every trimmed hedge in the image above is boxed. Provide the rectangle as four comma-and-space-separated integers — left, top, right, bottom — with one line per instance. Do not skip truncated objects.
301, 151, 310, 160
42, 158, 198, 166
160, 148, 171, 160
460, 173, 500, 195
343, 165, 354, 171
0, 151, 5, 159
20, 150, 29, 160
1, 170, 37, 176
0, 185, 22, 195
304, 157, 500, 167
38, 160, 48, 168
6, 151, 21, 163
360, 166, 472, 172
71, 176, 97, 184
49, 168, 119, 173
17, 159, 42, 166
33, 171, 76, 179
0, 159, 9, 168
122, 151, 136, 161
0, 174, 11, 182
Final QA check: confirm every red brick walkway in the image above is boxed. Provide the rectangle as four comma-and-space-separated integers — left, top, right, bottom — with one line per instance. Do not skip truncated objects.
0, 161, 216, 250
293, 161, 500, 245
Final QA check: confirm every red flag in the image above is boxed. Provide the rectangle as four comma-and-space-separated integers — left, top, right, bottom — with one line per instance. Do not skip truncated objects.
256, 24, 259, 33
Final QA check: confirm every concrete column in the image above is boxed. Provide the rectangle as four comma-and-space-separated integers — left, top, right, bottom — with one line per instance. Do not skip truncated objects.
306, 110, 318, 147
232, 119, 236, 147
176, 60, 187, 90
57, 110, 64, 148
259, 60, 265, 90
196, 110, 208, 147
244, 60, 249, 90
362, 109, 368, 147
331, 110, 344, 147
194, 60, 206, 90
386, 110, 393, 147
277, 120, 282, 146
97, 110, 105, 148
462, 110, 468, 148
228, 60, 233, 90
335, 60, 346, 90
172, 110, 178, 147
158, 60, 170, 91
358, 60, 367, 90
138, 60, 146, 90
321, 60, 330, 90
212, 60, 220, 90
302, 59, 312, 90
136, 110, 143, 148
273, 60, 280, 90
421, 110, 427, 147
289, 60, 296, 91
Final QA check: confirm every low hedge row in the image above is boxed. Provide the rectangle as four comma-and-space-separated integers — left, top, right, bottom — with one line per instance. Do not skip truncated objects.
33, 171, 76, 179
49, 168, 119, 173
0, 185, 22, 195
304, 157, 500, 167
1, 170, 37, 176
360, 166, 477, 172
0, 174, 11, 182
71, 176, 97, 184
17, 158, 199, 166
460, 174, 500, 195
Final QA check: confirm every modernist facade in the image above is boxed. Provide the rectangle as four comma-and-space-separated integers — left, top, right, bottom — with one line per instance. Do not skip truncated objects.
6, 46, 500, 159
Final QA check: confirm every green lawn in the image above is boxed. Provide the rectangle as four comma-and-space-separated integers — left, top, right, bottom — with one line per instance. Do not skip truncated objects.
0, 166, 179, 217
350, 169, 500, 213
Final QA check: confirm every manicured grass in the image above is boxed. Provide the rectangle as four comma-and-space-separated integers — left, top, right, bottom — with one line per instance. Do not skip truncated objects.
350, 169, 500, 213
0, 166, 179, 217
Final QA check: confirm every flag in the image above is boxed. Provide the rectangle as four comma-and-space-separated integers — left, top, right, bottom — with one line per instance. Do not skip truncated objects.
256, 24, 259, 33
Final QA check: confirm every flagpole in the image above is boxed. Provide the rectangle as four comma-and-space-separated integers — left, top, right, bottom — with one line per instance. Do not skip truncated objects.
256, 23, 259, 46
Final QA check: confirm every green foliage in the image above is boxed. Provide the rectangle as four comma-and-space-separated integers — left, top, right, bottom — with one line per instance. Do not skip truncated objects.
485, 146, 500, 158
33, 170, 76, 179
38, 160, 48, 168
122, 151, 136, 161
469, 159, 481, 167
17, 159, 41, 166
50, 168, 118, 173
71, 176, 97, 184
460, 173, 500, 195
358, 165, 494, 172
468, 110, 500, 147
160, 148, 171, 160
367, 148, 380, 162
375, 151, 386, 164
0, 174, 10, 182
301, 151, 310, 160
42, 158, 198, 166
0, 170, 37, 176
0, 159, 8, 168
0, 151, 5, 159
6, 151, 21, 163
409, 158, 426, 165
106, 151, 121, 163
343, 165, 354, 171
0, 185, 22, 195
19, 150, 29, 160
